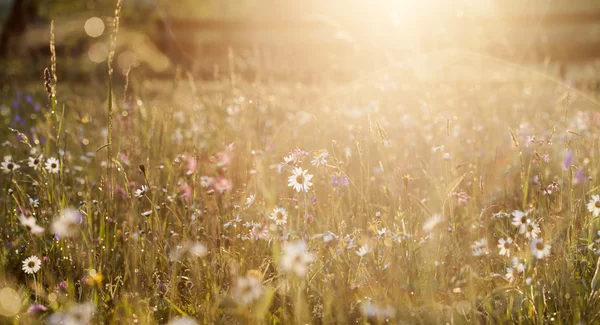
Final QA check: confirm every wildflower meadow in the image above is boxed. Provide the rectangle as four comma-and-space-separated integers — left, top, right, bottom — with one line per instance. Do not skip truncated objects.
3, 1, 600, 324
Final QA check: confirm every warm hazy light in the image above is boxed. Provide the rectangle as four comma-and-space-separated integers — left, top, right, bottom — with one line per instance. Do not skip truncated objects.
88, 42, 108, 63
84, 17, 105, 38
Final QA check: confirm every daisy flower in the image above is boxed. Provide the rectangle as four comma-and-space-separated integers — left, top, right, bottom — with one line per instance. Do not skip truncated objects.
232, 274, 264, 306
283, 154, 296, 165
497, 237, 513, 257
524, 220, 541, 239
511, 210, 529, 234
52, 207, 82, 238
47, 302, 95, 325
19, 215, 44, 236
167, 317, 198, 325
0, 156, 19, 174
356, 245, 373, 257
28, 154, 43, 170
22, 256, 42, 274
269, 207, 288, 225
423, 213, 443, 232
29, 197, 40, 208
505, 267, 515, 282
288, 167, 313, 193
245, 194, 255, 207
530, 238, 551, 259
135, 185, 149, 198
588, 195, 600, 217
171, 241, 208, 260
512, 257, 526, 273
311, 151, 328, 167
44, 157, 60, 174
471, 238, 488, 257
280, 240, 315, 276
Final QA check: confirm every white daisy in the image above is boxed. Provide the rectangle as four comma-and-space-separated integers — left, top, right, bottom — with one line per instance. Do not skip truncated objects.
287, 167, 313, 193
19, 215, 44, 236
28, 154, 43, 170
232, 274, 264, 306
524, 220, 541, 239
283, 154, 296, 165
588, 195, 600, 217
423, 213, 443, 232
269, 207, 288, 225
167, 317, 198, 325
52, 207, 82, 238
44, 157, 60, 174
280, 240, 315, 276
497, 237, 513, 257
171, 241, 208, 260
511, 210, 529, 234
530, 238, 551, 259
471, 238, 488, 256
22, 256, 41, 274
512, 257, 526, 273
311, 151, 328, 167
505, 267, 514, 282
356, 245, 373, 257
0, 156, 20, 174
245, 194, 255, 207
135, 185, 149, 198
29, 197, 40, 208
47, 302, 95, 325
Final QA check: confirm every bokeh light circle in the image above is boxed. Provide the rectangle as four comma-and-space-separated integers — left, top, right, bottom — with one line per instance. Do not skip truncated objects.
84, 17, 105, 38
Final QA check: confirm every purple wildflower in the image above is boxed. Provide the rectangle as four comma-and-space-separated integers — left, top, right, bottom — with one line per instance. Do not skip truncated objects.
563, 151, 573, 170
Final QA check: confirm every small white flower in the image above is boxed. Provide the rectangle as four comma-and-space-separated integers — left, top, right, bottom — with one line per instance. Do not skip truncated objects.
0, 156, 19, 174
497, 237, 513, 257
588, 195, 600, 217
423, 214, 443, 232
359, 301, 396, 319
171, 241, 208, 260
47, 302, 95, 325
283, 154, 296, 165
269, 207, 288, 225
167, 317, 198, 325
22, 256, 41, 274
511, 210, 529, 234
44, 157, 60, 174
29, 197, 40, 208
512, 257, 526, 273
245, 194, 255, 207
141, 210, 153, 216
505, 267, 514, 282
311, 151, 328, 167
471, 238, 488, 257
19, 215, 44, 236
530, 238, 551, 259
280, 240, 315, 276
524, 220, 541, 239
232, 274, 264, 306
135, 185, 149, 198
28, 154, 43, 170
356, 245, 373, 257
287, 167, 313, 193
52, 207, 82, 238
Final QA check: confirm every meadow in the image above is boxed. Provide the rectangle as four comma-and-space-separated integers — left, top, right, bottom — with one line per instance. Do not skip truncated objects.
4, 5, 600, 325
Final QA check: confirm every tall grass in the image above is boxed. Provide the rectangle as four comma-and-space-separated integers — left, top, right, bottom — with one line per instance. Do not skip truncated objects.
3, 6, 600, 325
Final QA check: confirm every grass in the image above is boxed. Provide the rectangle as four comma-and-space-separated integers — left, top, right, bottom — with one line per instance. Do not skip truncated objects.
4, 9, 600, 325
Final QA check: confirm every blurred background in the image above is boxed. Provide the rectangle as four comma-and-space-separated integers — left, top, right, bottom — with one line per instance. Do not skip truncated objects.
2, 0, 600, 85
